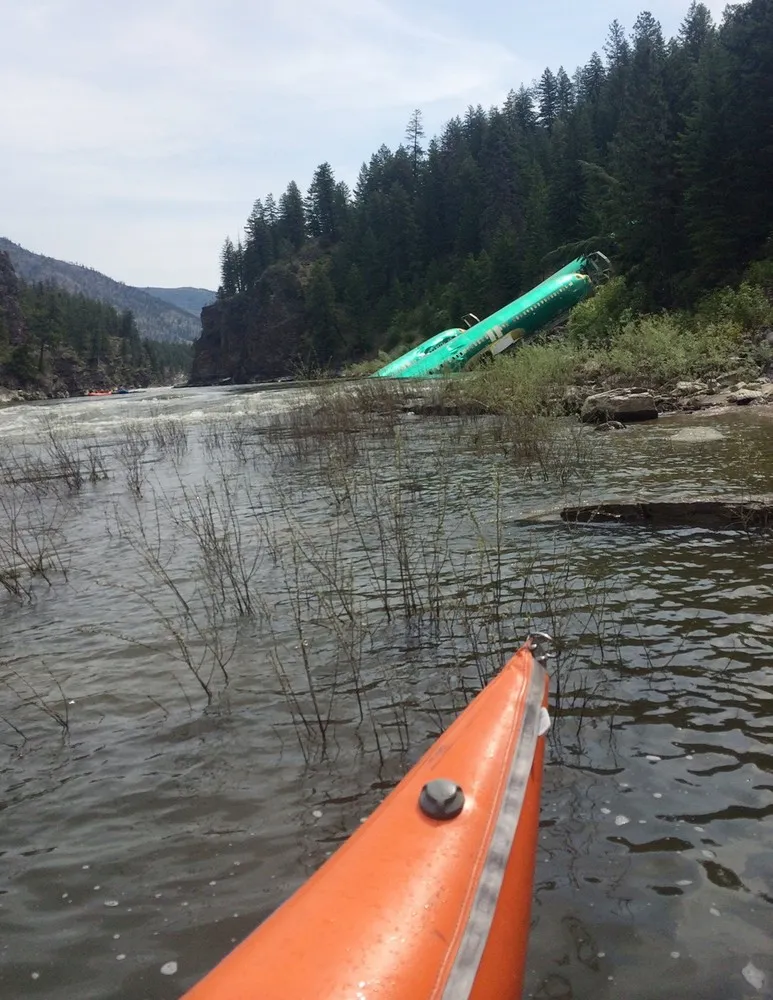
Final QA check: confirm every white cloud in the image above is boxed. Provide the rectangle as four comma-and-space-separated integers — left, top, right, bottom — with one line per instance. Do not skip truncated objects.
1, 0, 741, 287
0, 0, 525, 285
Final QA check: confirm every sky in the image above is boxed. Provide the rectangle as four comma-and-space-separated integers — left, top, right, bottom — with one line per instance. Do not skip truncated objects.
1, 0, 733, 290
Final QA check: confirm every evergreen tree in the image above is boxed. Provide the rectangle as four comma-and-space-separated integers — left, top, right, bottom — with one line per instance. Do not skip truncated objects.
720, 0, 773, 264
505, 86, 537, 131
278, 181, 307, 251
679, 36, 735, 289
679, 1, 715, 60
556, 67, 575, 119
209, 0, 773, 367
219, 237, 240, 297
537, 68, 559, 129
404, 108, 425, 181
304, 260, 340, 365
243, 199, 275, 285
306, 163, 347, 244
522, 164, 551, 279
609, 12, 681, 304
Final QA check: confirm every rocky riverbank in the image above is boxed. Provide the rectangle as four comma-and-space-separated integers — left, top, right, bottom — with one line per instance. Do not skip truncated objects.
396, 372, 773, 424
0, 386, 49, 406
573, 375, 773, 426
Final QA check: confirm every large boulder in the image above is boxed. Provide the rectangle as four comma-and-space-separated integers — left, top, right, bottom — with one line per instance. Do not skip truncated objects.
580, 389, 658, 424
727, 387, 764, 405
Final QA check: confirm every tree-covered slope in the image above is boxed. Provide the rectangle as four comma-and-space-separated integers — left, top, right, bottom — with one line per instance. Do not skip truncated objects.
195, 0, 773, 384
0, 238, 202, 343
0, 251, 191, 396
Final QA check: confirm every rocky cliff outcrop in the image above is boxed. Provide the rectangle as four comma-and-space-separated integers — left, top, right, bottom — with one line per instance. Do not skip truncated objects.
0, 250, 25, 345
190, 262, 312, 384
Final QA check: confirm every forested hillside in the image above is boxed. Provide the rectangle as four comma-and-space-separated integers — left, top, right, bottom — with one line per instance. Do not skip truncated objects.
195, 0, 773, 383
0, 252, 191, 397
0, 238, 203, 343
141, 286, 216, 317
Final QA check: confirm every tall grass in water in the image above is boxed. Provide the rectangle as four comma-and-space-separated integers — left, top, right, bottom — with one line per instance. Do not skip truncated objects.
1, 665, 71, 747
0, 381, 612, 761
0, 443, 70, 600
39, 414, 85, 491
117, 420, 150, 497
98, 379, 611, 760
245, 389, 599, 755
110, 494, 238, 704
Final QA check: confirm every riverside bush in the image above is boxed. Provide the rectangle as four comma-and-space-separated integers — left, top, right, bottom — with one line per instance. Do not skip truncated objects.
693, 282, 773, 333
459, 342, 580, 415
598, 315, 744, 384
566, 277, 638, 346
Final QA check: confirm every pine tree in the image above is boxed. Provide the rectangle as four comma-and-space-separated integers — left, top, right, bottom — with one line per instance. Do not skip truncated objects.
243, 200, 275, 286
522, 164, 550, 279
679, 1, 715, 60
537, 69, 559, 129
306, 163, 347, 244
548, 111, 594, 245
278, 181, 307, 251
679, 36, 735, 289
488, 225, 522, 308
505, 86, 537, 130
404, 109, 425, 181
556, 67, 575, 120
304, 260, 340, 366
219, 237, 239, 297
720, 0, 773, 265
609, 12, 682, 304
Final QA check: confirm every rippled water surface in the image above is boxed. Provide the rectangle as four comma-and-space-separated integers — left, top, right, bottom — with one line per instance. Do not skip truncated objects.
1, 386, 772, 999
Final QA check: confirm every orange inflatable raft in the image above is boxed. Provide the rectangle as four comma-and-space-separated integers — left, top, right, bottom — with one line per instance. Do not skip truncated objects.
181, 636, 551, 1000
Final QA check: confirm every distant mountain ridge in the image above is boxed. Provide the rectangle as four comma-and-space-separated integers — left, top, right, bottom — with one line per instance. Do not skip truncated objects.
0, 237, 205, 343
140, 286, 216, 317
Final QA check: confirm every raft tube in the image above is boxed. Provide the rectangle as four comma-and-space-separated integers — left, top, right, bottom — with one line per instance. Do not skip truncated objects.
181, 639, 549, 1000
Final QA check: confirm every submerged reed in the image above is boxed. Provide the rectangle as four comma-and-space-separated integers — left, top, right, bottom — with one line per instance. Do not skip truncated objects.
1, 380, 616, 758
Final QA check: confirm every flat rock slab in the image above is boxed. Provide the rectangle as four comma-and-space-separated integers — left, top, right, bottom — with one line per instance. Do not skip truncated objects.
561, 499, 773, 530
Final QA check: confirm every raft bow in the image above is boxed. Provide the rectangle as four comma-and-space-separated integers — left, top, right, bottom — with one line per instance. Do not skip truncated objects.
181, 635, 551, 1000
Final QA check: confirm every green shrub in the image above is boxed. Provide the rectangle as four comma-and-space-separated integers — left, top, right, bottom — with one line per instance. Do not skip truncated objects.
566, 277, 638, 345
693, 282, 773, 333
340, 356, 387, 378
596, 314, 744, 385
460, 340, 580, 415
744, 257, 773, 298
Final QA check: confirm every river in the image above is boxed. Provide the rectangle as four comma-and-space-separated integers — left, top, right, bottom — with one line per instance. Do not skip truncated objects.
0, 384, 771, 999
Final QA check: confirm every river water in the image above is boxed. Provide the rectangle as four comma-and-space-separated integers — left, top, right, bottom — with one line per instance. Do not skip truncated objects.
0, 385, 771, 999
